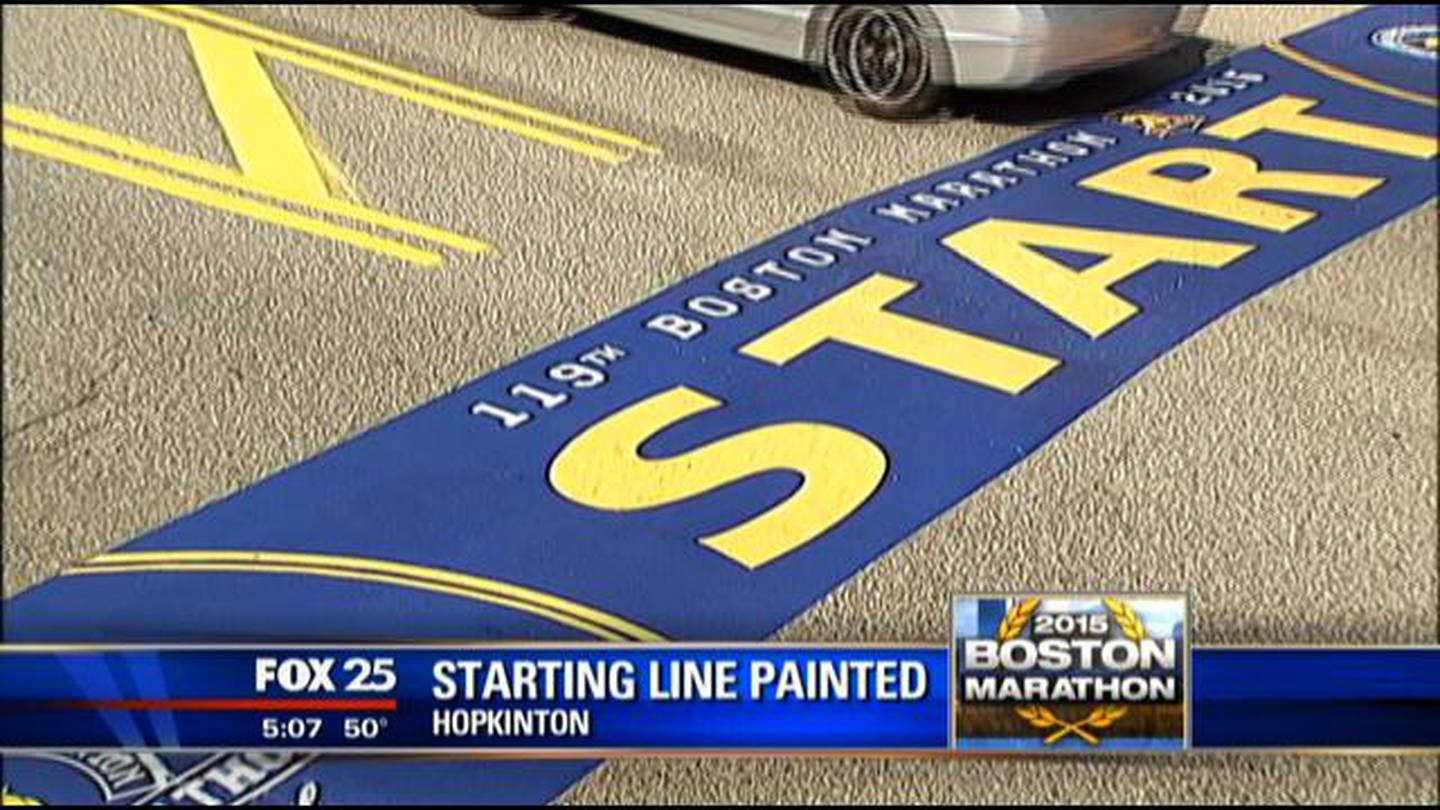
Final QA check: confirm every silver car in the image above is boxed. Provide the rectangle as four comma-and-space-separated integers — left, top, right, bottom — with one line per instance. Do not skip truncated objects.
476, 5, 1207, 118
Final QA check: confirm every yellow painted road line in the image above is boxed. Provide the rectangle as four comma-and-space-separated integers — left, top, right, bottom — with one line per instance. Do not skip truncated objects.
121, 4, 627, 165
264, 45, 633, 165
71, 563, 634, 641
159, 2, 661, 155
185, 22, 332, 199
114, 4, 655, 164
69, 550, 665, 642
1268, 41, 1439, 108
3, 105, 492, 255
2, 125, 443, 266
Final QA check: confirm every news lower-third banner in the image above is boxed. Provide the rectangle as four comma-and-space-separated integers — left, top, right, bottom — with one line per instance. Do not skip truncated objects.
2, 643, 1437, 752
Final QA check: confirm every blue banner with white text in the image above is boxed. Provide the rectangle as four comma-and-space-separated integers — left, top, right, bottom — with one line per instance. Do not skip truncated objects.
3, 646, 1438, 752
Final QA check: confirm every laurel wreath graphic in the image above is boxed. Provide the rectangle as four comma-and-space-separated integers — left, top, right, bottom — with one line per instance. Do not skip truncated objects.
1003, 597, 1146, 746
997, 597, 1040, 642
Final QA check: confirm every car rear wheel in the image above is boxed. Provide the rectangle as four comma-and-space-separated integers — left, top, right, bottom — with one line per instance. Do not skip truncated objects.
820, 6, 950, 119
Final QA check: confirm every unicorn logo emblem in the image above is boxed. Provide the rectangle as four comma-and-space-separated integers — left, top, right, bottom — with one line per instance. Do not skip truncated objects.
1106, 109, 1206, 139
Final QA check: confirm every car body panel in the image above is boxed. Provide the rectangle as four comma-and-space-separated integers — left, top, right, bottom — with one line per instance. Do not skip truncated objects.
576, 5, 813, 61
573, 5, 1206, 88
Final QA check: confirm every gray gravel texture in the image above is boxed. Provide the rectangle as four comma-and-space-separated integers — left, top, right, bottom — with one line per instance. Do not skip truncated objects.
2, 4, 1434, 804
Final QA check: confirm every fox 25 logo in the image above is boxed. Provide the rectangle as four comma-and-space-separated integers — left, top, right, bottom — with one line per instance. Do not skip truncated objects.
951, 594, 1189, 753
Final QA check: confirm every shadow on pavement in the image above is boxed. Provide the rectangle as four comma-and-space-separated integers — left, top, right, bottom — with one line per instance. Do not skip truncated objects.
560, 8, 820, 87
959, 37, 1213, 126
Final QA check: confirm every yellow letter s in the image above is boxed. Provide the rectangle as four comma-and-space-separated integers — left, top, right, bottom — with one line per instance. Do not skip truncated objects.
548, 386, 887, 569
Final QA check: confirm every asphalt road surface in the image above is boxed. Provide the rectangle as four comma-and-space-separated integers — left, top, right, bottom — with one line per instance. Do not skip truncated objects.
3, 4, 1436, 804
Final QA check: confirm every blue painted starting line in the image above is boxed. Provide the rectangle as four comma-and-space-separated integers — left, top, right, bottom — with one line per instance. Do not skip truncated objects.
3, 4, 1436, 805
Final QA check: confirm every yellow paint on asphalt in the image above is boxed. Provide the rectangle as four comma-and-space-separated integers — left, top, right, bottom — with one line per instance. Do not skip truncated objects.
67, 550, 665, 642
4, 4, 660, 265
1202, 94, 1438, 159
3, 105, 491, 255
184, 22, 332, 199
115, 4, 657, 165
160, 3, 661, 156
1268, 41, 1439, 108
1, 124, 444, 266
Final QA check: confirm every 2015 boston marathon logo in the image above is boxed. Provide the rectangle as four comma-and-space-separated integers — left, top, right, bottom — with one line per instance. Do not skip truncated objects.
952, 595, 1188, 752
1372, 24, 1439, 60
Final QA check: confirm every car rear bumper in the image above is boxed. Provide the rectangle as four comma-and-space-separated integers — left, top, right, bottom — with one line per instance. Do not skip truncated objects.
945, 5, 1205, 89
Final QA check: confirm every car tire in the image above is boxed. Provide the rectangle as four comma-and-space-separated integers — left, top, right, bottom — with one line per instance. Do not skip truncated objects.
819, 5, 951, 119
